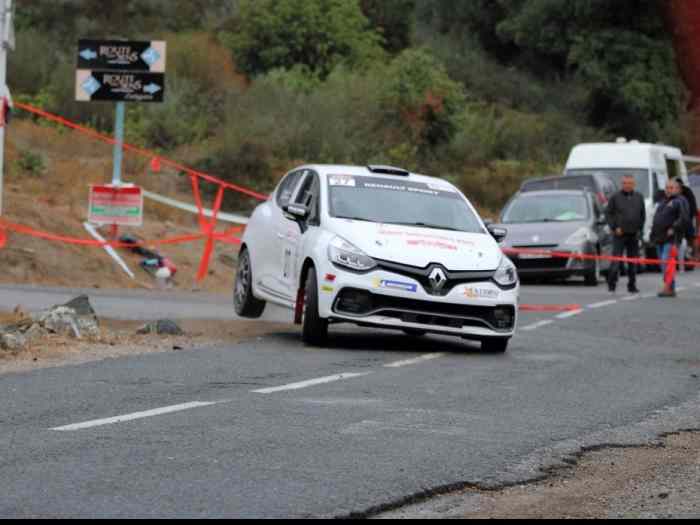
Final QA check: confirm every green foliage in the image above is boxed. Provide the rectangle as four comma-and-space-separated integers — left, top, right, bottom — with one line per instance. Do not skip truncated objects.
360, 0, 416, 53
5, 0, 691, 214
383, 49, 466, 149
417, 0, 684, 143
125, 77, 211, 150
221, 0, 384, 77
15, 150, 46, 178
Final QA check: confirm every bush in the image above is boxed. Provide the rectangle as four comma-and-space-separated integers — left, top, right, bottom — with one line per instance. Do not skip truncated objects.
125, 76, 212, 150
221, 0, 385, 78
15, 150, 47, 178
382, 48, 466, 151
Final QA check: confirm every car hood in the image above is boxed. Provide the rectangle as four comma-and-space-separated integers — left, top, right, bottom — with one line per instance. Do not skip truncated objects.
327, 219, 502, 271
497, 221, 588, 247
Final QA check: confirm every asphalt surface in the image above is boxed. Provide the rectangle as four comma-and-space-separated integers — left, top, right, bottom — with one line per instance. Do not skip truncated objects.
1, 272, 700, 518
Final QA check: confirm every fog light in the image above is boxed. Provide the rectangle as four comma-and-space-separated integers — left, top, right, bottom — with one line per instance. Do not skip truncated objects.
493, 306, 515, 330
337, 289, 373, 315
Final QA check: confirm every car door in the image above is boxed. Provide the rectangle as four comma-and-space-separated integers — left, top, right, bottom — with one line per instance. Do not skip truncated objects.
281, 170, 321, 296
258, 170, 304, 299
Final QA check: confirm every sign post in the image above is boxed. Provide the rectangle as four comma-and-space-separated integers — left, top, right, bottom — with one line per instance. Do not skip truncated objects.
112, 101, 125, 186
0, 0, 15, 218
76, 39, 166, 237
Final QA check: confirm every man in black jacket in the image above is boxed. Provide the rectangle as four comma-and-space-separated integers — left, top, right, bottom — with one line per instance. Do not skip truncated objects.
677, 177, 698, 259
652, 179, 690, 297
606, 175, 646, 293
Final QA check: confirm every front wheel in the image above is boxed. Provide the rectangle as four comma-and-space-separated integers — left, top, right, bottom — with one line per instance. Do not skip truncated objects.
302, 267, 329, 346
481, 337, 510, 353
234, 249, 266, 318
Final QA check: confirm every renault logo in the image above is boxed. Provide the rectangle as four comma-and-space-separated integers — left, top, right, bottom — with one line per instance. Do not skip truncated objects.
428, 267, 447, 294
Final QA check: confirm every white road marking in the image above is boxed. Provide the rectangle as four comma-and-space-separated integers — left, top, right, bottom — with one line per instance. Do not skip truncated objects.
51, 401, 221, 431
676, 287, 688, 292
521, 320, 554, 332
642, 293, 657, 299
556, 309, 583, 320
622, 295, 642, 302
252, 373, 372, 394
694, 283, 700, 288
586, 299, 618, 309
384, 353, 446, 368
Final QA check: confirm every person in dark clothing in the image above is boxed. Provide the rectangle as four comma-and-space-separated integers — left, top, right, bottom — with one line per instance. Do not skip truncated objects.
606, 175, 646, 293
652, 179, 690, 297
676, 177, 698, 258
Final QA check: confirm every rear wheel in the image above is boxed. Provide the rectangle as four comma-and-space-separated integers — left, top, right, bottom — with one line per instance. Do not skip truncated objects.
481, 337, 510, 353
234, 249, 266, 318
302, 267, 329, 346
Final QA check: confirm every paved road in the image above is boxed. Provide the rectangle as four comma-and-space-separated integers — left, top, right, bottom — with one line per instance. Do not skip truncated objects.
0, 284, 290, 322
1, 273, 699, 518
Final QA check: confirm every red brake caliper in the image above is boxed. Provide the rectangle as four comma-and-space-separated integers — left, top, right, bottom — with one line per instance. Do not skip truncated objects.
294, 287, 305, 325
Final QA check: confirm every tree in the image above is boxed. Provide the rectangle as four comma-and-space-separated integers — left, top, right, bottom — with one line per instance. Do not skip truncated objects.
418, 0, 683, 141
221, 0, 384, 78
384, 49, 466, 149
360, 0, 416, 53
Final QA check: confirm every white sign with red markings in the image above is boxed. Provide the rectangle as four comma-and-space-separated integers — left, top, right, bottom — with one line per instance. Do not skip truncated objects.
88, 185, 143, 226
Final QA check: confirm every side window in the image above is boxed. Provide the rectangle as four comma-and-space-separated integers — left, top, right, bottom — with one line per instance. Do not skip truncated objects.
276, 171, 302, 208
293, 171, 321, 225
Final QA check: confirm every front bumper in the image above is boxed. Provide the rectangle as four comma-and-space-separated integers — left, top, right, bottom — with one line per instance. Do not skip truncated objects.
315, 262, 519, 338
508, 244, 597, 278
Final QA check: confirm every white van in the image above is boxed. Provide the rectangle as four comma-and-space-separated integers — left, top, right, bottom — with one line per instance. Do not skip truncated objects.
565, 140, 689, 258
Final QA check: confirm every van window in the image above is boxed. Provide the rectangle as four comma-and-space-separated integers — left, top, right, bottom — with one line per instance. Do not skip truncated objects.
666, 158, 681, 181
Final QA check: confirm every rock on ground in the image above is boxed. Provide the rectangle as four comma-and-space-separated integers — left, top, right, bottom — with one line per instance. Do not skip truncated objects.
137, 319, 185, 336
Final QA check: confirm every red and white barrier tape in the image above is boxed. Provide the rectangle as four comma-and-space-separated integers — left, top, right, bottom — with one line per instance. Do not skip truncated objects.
503, 247, 700, 268
14, 102, 270, 202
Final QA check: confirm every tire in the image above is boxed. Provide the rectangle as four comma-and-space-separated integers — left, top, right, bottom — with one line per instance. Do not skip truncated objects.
403, 329, 427, 337
234, 248, 266, 318
302, 267, 329, 346
481, 337, 510, 353
584, 256, 600, 287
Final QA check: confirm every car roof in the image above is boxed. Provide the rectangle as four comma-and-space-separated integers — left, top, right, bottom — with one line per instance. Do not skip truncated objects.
515, 189, 591, 197
298, 164, 449, 187
523, 173, 605, 184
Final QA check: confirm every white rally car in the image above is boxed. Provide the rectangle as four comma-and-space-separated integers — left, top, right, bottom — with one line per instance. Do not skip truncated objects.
234, 165, 519, 352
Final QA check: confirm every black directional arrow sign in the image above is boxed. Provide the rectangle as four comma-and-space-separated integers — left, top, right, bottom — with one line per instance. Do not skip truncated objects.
75, 71, 166, 103
77, 40, 167, 73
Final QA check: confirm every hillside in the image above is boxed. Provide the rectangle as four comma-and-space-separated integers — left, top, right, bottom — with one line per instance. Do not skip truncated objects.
1, 119, 249, 293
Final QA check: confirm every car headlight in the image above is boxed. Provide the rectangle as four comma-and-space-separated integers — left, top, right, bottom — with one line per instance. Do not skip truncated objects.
564, 228, 593, 246
494, 256, 518, 287
328, 236, 377, 271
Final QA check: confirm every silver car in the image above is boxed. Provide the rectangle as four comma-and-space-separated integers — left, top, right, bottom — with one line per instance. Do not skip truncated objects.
496, 190, 613, 286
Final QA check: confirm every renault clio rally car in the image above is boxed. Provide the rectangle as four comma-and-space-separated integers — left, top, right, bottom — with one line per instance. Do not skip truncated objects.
234, 165, 519, 352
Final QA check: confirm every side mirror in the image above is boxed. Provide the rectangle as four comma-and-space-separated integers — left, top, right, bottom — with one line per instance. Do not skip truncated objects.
488, 225, 508, 243
283, 203, 310, 221
483, 218, 494, 228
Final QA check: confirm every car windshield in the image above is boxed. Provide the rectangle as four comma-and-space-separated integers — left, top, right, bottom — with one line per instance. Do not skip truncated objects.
502, 194, 590, 224
567, 169, 649, 197
327, 175, 485, 233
